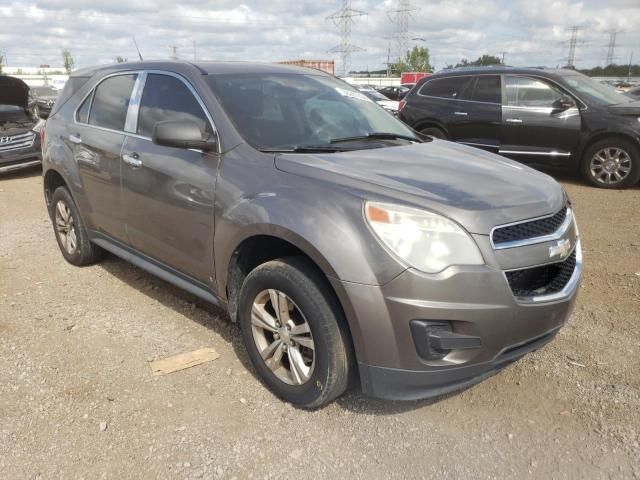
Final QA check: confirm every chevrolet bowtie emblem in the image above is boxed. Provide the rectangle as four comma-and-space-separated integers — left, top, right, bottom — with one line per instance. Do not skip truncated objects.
549, 238, 571, 259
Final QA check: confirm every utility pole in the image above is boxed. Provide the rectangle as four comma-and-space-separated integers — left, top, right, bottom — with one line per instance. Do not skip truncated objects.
388, 0, 418, 63
566, 26, 581, 68
605, 30, 622, 66
169, 45, 179, 61
193, 41, 197, 61
386, 36, 392, 76
500, 51, 507, 65
327, 0, 367, 77
628, 51, 634, 83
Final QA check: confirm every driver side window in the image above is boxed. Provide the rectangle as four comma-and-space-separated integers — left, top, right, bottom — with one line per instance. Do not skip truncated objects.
505, 76, 564, 108
137, 74, 212, 139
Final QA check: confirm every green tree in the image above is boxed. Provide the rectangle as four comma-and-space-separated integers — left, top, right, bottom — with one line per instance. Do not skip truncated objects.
392, 46, 432, 75
62, 50, 74, 74
0, 55, 3, 74
116, 56, 127, 63
455, 54, 502, 68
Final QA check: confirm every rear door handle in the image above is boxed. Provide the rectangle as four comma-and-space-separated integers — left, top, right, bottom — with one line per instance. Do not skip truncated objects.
506, 118, 523, 124
122, 152, 142, 168
454, 111, 468, 116
69, 134, 82, 144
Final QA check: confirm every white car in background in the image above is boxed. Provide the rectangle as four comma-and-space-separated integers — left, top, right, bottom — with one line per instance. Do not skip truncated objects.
357, 88, 399, 115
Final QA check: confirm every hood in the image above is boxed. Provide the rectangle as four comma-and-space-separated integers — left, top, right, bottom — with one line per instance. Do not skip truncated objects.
275, 140, 565, 235
607, 100, 640, 116
0, 75, 30, 110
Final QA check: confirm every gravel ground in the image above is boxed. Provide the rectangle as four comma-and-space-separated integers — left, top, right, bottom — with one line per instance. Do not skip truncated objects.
1, 167, 639, 479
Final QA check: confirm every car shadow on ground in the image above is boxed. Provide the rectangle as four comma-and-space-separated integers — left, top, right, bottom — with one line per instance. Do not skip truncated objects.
97, 254, 465, 415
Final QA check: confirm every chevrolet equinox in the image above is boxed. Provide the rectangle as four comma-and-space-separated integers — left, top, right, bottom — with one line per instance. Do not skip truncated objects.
42, 62, 582, 408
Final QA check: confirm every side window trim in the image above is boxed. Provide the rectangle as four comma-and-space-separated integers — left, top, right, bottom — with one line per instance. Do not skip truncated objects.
74, 70, 142, 133
133, 70, 218, 142
124, 72, 147, 133
417, 74, 501, 105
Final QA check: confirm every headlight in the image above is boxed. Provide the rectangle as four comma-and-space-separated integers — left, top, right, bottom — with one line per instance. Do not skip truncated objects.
364, 202, 484, 273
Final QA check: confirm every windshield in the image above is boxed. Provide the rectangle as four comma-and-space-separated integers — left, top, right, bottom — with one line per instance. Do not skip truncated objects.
561, 74, 632, 106
360, 89, 389, 102
206, 73, 417, 151
32, 86, 58, 96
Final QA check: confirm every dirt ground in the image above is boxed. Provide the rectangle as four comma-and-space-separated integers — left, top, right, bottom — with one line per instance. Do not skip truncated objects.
1, 167, 639, 479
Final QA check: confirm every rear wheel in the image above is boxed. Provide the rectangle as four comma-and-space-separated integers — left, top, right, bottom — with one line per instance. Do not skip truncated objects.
49, 187, 104, 266
238, 257, 352, 409
419, 127, 447, 140
581, 139, 640, 189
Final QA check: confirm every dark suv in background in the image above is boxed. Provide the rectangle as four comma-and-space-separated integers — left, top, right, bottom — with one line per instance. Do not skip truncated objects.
42, 61, 581, 408
399, 67, 640, 188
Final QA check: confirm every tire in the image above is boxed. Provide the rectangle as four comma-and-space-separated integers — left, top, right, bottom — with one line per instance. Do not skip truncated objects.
49, 186, 104, 266
238, 256, 352, 409
581, 138, 640, 189
419, 127, 447, 140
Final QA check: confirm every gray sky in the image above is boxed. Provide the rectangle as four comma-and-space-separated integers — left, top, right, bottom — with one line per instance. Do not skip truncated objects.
1, 0, 638, 71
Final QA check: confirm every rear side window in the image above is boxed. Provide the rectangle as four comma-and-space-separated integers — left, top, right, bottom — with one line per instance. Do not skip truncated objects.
470, 75, 501, 103
137, 74, 212, 138
419, 77, 473, 100
89, 74, 137, 131
504, 76, 563, 107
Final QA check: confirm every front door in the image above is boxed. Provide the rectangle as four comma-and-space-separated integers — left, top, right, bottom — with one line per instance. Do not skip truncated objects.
454, 75, 503, 152
121, 73, 219, 285
500, 75, 582, 166
71, 73, 138, 242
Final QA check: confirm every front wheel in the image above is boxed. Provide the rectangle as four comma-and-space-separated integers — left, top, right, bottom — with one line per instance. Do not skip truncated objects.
238, 257, 352, 409
581, 139, 640, 189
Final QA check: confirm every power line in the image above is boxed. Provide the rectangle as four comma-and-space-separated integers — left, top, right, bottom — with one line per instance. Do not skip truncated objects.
327, 0, 367, 76
388, 0, 418, 62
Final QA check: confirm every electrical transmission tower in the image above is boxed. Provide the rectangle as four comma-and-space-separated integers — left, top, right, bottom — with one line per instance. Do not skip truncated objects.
327, 1, 367, 77
388, 0, 418, 62
169, 45, 179, 61
565, 26, 581, 67
605, 30, 622, 66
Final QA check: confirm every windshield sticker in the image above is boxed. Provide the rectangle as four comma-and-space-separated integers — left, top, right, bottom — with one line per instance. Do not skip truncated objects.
335, 87, 373, 103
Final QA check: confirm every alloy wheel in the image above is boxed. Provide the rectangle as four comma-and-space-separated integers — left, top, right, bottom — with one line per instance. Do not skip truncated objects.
251, 289, 315, 385
589, 147, 632, 185
54, 200, 77, 255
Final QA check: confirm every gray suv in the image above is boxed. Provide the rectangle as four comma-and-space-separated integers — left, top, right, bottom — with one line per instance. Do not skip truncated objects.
42, 61, 582, 408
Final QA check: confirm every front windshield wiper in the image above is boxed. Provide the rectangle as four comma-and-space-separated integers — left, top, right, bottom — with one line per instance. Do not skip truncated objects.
329, 132, 422, 144
259, 145, 349, 153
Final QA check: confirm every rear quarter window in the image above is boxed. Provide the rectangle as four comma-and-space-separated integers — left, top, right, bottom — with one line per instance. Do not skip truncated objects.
49, 76, 90, 117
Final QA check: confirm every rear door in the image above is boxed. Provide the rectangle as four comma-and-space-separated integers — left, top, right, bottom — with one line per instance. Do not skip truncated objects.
413, 75, 474, 139
454, 75, 503, 152
500, 75, 581, 165
120, 72, 219, 285
70, 73, 137, 241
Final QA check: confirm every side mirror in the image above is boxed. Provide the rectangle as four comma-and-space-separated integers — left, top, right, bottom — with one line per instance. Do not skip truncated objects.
152, 120, 217, 152
552, 97, 576, 112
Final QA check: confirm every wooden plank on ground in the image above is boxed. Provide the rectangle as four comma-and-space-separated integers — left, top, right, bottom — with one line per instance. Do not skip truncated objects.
150, 348, 220, 376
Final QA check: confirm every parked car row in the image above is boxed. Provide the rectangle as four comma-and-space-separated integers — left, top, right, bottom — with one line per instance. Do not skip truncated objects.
398, 67, 640, 188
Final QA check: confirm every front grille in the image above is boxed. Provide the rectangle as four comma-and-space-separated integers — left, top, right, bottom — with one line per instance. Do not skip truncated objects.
493, 206, 568, 246
505, 248, 576, 297
0, 132, 36, 153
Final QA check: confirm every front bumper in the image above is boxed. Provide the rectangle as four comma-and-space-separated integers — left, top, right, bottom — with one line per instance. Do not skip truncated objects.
340, 240, 581, 401
0, 134, 42, 174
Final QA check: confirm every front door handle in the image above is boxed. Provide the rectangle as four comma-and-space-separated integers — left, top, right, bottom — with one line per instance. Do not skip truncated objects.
506, 118, 523, 124
454, 111, 468, 116
123, 152, 142, 168
69, 134, 82, 144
